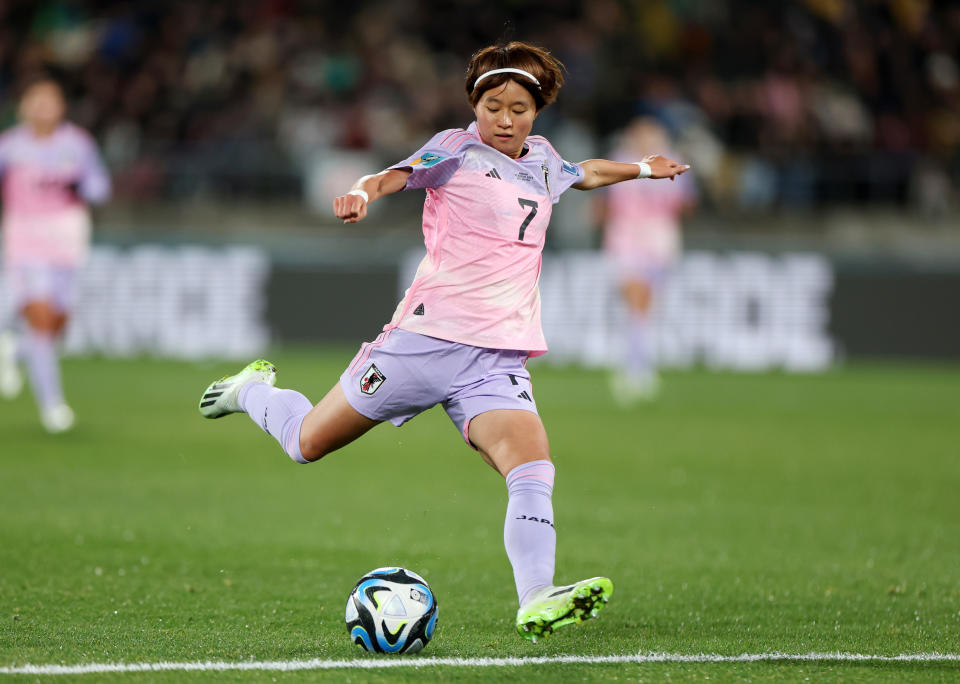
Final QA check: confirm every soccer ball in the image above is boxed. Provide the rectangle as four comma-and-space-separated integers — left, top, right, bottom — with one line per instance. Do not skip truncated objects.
344, 567, 438, 654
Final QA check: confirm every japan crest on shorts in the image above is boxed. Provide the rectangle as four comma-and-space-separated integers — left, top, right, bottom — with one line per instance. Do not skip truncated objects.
360, 363, 386, 395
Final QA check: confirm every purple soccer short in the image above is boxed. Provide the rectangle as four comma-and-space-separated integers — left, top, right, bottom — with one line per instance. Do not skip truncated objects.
611, 257, 672, 289
6, 263, 78, 312
339, 328, 538, 447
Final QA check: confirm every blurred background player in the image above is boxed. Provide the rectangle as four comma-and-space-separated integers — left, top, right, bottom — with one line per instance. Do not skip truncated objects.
0, 78, 111, 432
600, 117, 695, 402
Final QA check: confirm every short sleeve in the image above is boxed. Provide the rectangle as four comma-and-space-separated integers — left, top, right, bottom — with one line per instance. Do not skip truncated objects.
535, 140, 583, 203
390, 129, 469, 190
549, 158, 583, 202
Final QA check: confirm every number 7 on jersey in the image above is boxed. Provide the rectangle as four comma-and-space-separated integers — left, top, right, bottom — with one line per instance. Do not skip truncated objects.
517, 198, 538, 241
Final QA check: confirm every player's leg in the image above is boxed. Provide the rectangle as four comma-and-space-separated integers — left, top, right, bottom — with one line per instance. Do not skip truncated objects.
445, 349, 612, 641
9, 265, 78, 432
0, 270, 24, 399
615, 277, 660, 402
244, 379, 380, 463
468, 408, 556, 603
451, 369, 557, 610
199, 362, 379, 464
297, 383, 380, 461
22, 299, 74, 432
199, 329, 444, 463
0, 328, 23, 399
468, 409, 613, 641
622, 278, 653, 375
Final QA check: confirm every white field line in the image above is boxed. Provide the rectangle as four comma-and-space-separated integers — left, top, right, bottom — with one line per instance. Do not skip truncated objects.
1, 653, 959, 676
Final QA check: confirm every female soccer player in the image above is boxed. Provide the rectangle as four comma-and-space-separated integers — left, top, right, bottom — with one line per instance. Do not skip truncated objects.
0, 78, 111, 432
199, 42, 689, 641
602, 117, 696, 402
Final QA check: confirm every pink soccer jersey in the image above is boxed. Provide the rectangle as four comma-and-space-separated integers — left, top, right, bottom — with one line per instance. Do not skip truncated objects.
386, 122, 584, 356
0, 123, 111, 266
603, 147, 693, 269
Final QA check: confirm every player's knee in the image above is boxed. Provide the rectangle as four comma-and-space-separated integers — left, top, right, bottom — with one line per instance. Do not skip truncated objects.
51, 314, 68, 335
298, 435, 328, 463
25, 305, 58, 333
488, 439, 551, 476
299, 427, 348, 462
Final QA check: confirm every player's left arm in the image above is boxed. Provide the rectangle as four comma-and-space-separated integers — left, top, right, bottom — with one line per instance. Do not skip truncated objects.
77, 136, 112, 205
573, 155, 690, 190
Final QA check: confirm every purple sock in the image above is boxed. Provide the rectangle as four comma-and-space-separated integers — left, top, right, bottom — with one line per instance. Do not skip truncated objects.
504, 460, 557, 606
23, 330, 64, 411
238, 382, 313, 464
626, 312, 652, 376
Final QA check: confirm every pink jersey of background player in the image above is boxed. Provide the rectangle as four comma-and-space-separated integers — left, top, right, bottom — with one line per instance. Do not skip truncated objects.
0, 121, 111, 267
603, 144, 693, 276
386, 121, 584, 355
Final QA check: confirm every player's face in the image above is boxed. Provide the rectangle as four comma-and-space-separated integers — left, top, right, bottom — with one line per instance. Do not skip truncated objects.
20, 83, 66, 132
473, 80, 538, 159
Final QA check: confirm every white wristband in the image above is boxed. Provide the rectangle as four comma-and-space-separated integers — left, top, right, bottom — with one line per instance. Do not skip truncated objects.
347, 189, 369, 203
634, 162, 652, 179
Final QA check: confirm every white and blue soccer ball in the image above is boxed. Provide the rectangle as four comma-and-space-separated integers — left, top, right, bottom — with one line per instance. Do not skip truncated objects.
345, 567, 438, 654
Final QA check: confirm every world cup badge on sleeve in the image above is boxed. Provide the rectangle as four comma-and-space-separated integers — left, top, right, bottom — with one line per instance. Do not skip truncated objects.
360, 364, 386, 395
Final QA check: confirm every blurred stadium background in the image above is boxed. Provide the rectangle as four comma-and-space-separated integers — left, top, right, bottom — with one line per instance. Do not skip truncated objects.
1, 0, 959, 366
3, 2, 960, 676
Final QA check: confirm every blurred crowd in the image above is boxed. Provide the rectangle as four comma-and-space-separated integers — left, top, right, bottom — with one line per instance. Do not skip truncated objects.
1, 0, 957, 215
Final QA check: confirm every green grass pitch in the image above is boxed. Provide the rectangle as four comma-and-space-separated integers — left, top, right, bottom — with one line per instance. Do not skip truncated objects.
1, 350, 958, 682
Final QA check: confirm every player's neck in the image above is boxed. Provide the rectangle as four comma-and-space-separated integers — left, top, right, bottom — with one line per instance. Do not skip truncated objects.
29, 122, 59, 138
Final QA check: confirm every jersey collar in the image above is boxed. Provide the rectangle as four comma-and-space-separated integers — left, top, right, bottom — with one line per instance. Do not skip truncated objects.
467, 121, 531, 160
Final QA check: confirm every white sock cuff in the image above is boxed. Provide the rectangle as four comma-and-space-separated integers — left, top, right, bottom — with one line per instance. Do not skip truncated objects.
283, 414, 309, 464
278, 396, 312, 464
506, 459, 555, 497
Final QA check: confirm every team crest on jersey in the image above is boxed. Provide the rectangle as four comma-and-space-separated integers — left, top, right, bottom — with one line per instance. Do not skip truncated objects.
360, 364, 386, 395
411, 152, 444, 168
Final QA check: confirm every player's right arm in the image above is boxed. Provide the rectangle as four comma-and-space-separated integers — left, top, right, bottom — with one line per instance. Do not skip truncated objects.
0, 129, 9, 178
333, 169, 411, 224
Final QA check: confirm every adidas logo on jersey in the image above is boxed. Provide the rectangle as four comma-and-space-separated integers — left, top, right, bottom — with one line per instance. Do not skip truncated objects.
485, 168, 501, 179
413, 303, 425, 315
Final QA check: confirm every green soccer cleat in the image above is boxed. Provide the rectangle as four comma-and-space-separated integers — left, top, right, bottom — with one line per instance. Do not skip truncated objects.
198, 359, 277, 419
516, 577, 613, 642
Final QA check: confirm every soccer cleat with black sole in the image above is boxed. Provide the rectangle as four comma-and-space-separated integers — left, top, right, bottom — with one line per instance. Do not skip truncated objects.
198, 359, 277, 418
516, 576, 613, 642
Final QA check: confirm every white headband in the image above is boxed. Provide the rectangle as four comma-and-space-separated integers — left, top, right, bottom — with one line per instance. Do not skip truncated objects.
473, 68, 541, 90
